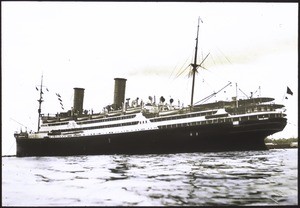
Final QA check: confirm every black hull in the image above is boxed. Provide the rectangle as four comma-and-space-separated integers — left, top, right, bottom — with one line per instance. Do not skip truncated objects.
16, 118, 287, 157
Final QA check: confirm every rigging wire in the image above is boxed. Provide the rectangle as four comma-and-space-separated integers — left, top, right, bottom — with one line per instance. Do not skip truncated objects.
172, 48, 234, 106
176, 63, 191, 79
210, 52, 217, 66
193, 50, 231, 84
216, 47, 232, 64
169, 38, 238, 106
9, 117, 30, 130
3, 141, 16, 156
169, 61, 181, 80
252, 86, 261, 97
174, 55, 192, 79
194, 81, 232, 105
238, 88, 249, 99
202, 78, 215, 92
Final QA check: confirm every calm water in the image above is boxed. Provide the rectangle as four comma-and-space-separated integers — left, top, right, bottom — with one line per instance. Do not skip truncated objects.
2, 149, 298, 206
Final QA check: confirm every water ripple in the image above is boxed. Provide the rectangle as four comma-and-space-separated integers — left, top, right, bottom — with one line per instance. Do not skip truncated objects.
2, 149, 298, 206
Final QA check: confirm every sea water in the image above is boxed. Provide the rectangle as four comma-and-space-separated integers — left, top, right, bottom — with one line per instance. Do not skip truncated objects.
2, 149, 298, 206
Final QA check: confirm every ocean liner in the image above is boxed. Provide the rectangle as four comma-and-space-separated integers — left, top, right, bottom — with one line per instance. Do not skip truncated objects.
14, 18, 287, 157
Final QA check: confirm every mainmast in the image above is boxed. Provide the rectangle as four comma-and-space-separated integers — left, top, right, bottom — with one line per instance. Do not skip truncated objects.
37, 75, 44, 131
190, 17, 202, 108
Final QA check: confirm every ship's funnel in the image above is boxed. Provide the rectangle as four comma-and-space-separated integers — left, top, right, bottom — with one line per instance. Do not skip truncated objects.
113, 78, 127, 110
73, 87, 85, 115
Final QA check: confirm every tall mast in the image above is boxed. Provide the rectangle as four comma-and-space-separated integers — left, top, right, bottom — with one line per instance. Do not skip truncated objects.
190, 17, 201, 108
235, 83, 238, 108
37, 75, 44, 131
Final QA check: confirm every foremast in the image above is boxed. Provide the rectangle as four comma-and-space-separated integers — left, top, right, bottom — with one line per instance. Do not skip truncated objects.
37, 75, 44, 131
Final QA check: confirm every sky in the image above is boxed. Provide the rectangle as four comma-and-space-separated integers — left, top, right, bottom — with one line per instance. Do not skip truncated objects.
1, 2, 298, 155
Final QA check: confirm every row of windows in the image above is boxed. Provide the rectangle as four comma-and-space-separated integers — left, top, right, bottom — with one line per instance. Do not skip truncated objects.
150, 111, 217, 122
42, 121, 68, 127
229, 106, 273, 115
77, 115, 136, 125
42, 114, 136, 127
51, 121, 139, 133
205, 113, 228, 119
158, 113, 281, 129
247, 107, 271, 113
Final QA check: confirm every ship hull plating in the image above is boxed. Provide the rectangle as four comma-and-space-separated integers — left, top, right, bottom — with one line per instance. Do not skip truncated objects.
16, 118, 287, 157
